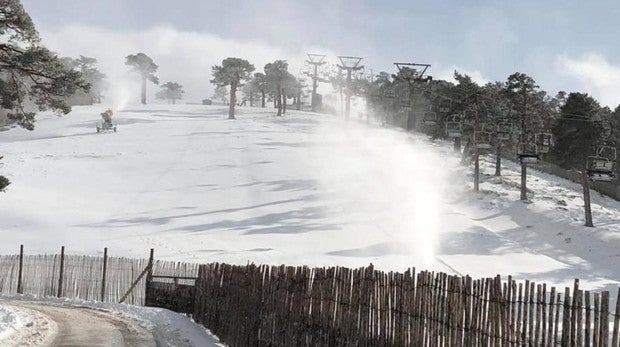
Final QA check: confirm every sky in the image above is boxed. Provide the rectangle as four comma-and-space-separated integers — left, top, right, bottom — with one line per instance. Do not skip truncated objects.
20, 0, 620, 107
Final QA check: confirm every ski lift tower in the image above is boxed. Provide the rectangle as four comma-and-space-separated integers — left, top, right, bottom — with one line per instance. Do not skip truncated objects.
337, 56, 364, 118
304, 54, 327, 111
394, 62, 432, 130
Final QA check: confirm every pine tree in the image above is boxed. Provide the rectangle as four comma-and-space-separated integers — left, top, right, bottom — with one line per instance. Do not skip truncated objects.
61, 55, 107, 104
211, 57, 255, 119
156, 82, 184, 104
550, 93, 603, 170
0, 0, 89, 192
264, 60, 289, 116
248, 72, 268, 107
125, 53, 159, 104
0, 0, 89, 130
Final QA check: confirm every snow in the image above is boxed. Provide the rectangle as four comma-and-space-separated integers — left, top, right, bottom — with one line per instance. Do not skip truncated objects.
0, 303, 57, 346
0, 306, 22, 340
0, 104, 619, 294
0, 295, 223, 346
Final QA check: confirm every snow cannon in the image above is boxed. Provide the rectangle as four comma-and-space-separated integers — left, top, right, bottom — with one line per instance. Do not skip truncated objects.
97, 108, 117, 133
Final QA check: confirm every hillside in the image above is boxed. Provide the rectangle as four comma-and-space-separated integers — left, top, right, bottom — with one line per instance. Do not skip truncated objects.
0, 104, 618, 292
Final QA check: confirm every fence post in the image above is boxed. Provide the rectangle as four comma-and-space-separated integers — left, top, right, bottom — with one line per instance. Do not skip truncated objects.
600, 291, 609, 346
612, 288, 620, 347
147, 248, 154, 282
17, 245, 23, 294
57, 246, 65, 298
100, 247, 108, 302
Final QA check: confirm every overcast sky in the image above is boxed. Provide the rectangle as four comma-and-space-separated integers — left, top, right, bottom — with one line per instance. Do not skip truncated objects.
21, 0, 620, 107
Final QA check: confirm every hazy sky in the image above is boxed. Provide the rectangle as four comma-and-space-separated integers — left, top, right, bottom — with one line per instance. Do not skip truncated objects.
21, 0, 620, 106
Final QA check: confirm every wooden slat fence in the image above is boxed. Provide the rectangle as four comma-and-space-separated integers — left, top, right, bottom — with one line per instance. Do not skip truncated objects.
0, 251, 198, 305
193, 263, 620, 347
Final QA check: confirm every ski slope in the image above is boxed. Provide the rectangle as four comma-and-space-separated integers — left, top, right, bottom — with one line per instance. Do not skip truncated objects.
0, 104, 618, 293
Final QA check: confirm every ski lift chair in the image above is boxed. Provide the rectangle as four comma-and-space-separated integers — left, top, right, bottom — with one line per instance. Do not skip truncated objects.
445, 115, 462, 138
587, 146, 617, 182
438, 99, 452, 114
496, 123, 513, 141
536, 133, 554, 154
475, 130, 493, 150
518, 142, 539, 164
383, 90, 396, 99
399, 99, 412, 111
423, 111, 437, 126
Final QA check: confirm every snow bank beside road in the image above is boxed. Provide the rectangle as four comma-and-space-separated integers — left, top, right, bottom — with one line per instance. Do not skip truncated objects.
0, 304, 57, 346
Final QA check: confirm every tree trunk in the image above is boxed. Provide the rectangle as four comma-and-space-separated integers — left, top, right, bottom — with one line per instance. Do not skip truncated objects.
276, 87, 282, 117
141, 78, 147, 105
261, 91, 266, 108
345, 70, 352, 118
172, 99, 176, 105
228, 83, 237, 119
474, 151, 480, 192
406, 110, 416, 131
495, 143, 502, 176
454, 137, 461, 153
581, 169, 594, 227
339, 90, 344, 116
296, 94, 301, 111
461, 139, 471, 163
273, 94, 277, 109
250, 95, 254, 107
520, 162, 527, 201
282, 88, 286, 115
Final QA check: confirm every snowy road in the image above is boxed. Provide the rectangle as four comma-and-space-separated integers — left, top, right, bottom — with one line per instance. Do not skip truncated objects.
0, 297, 224, 346
5, 303, 155, 346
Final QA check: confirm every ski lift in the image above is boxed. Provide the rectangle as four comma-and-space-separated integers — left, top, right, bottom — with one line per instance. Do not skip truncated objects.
437, 99, 452, 114
536, 133, 554, 154
445, 115, 462, 138
370, 92, 382, 101
382, 89, 396, 99
475, 128, 493, 150
587, 146, 617, 182
518, 142, 539, 164
423, 111, 437, 126
496, 123, 513, 141
399, 99, 412, 110
518, 133, 539, 163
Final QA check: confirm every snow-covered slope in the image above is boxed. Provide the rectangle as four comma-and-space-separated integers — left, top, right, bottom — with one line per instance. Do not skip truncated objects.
0, 104, 618, 292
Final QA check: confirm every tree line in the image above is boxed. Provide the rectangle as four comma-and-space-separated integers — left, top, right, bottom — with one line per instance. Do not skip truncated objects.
210, 58, 304, 119
0, 0, 618, 203
351, 68, 619, 180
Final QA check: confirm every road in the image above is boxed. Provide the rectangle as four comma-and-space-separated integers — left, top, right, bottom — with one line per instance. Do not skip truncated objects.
2, 303, 156, 346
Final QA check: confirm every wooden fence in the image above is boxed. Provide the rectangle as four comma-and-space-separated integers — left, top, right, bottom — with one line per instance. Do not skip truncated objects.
193, 263, 620, 347
0, 246, 198, 305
